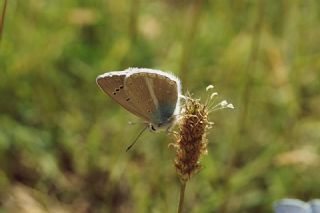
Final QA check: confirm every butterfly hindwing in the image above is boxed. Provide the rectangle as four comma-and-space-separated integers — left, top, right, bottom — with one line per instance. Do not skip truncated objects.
124, 69, 180, 125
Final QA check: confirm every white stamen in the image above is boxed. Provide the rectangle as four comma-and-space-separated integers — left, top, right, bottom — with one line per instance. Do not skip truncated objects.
227, 103, 234, 109
179, 94, 187, 100
220, 100, 228, 107
206, 85, 214, 91
210, 92, 218, 100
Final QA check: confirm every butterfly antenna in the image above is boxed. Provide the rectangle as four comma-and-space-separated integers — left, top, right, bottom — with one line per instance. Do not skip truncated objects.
126, 125, 148, 152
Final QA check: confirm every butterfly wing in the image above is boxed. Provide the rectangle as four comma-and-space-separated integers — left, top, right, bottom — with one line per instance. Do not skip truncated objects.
124, 68, 180, 126
96, 71, 149, 121
274, 199, 312, 213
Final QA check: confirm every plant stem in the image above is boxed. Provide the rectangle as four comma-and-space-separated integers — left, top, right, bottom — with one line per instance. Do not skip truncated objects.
178, 181, 187, 213
219, 2, 265, 212
129, 0, 139, 42
179, 0, 204, 86
0, 0, 8, 43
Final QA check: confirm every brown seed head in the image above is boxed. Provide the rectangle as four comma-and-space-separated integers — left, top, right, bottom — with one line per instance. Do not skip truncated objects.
172, 86, 234, 182
173, 96, 210, 182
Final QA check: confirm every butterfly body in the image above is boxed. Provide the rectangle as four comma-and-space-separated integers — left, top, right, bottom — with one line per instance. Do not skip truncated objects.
96, 68, 181, 132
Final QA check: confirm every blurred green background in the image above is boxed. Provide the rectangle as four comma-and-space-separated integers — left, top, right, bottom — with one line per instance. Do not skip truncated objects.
1, 0, 320, 212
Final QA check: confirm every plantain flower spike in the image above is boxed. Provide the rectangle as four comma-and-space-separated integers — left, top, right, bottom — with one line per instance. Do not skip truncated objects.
173, 85, 234, 182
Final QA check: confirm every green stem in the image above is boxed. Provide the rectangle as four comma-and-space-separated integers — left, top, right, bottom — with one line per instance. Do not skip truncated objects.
178, 181, 187, 213
0, 0, 8, 43
219, 2, 265, 212
179, 0, 204, 86
129, 0, 139, 42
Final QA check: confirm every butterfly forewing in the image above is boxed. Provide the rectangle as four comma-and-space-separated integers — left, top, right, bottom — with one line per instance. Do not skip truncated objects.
125, 70, 180, 125
96, 71, 149, 121
150, 72, 180, 117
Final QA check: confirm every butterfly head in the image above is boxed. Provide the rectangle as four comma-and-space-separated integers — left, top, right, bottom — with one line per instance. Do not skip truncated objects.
148, 115, 177, 133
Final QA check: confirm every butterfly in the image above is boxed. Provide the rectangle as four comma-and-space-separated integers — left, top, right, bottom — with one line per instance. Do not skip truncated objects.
96, 67, 182, 133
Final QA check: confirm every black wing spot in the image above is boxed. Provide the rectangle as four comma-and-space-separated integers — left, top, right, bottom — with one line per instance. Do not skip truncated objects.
113, 92, 116, 95
116, 88, 120, 91
120, 85, 124, 89
126, 98, 130, 101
